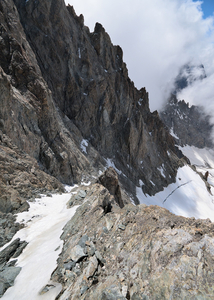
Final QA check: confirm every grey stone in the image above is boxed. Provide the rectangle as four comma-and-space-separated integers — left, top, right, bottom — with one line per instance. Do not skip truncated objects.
64, 261, 76, 270
0, 238, 20, 264
118, 224, 126, 231
95, 250, 106, 264
0, 266, 21, 286
75, 190, 87, 201
13, 241, 28, 258
103, 227, 109, 234
101, 285, 126, 300
80, 285, 89, 295
68, 200, 73, 207
0, 280, 6, 297
89, 241, 96, 256
83, 255, 98, 279
70, 245, 87, 262
78, 235, 89, 248
79, 190, 87, 198
131, 293, 149, 300
7, 260, 17, 267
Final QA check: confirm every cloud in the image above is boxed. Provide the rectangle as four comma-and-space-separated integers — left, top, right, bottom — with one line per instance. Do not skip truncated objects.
65, 0, 214, 113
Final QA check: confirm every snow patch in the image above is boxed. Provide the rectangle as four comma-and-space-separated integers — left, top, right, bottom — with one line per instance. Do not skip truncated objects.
80, 139, 88, 154
1, 192, 79, 300
105, 158, 122, 175
180, 145, 214, 168
170, 128, 179, 139
64, 184, 78, 193
139, 179, 144, 186
179, 145, 214, 193
137, 165, 214, 221
138, 98, 143, 106
78, 48, 81, 59
81, 181, 91, 186
158, 165, 166, 178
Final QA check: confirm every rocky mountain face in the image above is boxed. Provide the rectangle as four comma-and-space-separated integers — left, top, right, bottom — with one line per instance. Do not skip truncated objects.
160, 95, 213, 148
160, 64, 213, 148
1, 0, 214, 299
0, 0, 185, 215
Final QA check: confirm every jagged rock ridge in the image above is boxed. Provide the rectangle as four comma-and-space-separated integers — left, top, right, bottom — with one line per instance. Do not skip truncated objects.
160, 63, 213, 149
52, 181, 214, 299
0, 0, 185, 209
160, 95, 213, 149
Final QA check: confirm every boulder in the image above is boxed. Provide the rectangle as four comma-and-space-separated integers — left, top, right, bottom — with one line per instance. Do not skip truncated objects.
99, 167, 124, 208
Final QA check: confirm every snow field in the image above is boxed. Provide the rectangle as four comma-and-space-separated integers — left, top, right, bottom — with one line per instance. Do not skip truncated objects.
137, 145, 214, 221
1, 188, 78, 300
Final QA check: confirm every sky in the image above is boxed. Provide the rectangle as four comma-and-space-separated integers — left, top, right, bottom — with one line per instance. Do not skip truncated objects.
194, 0, 214, 18
65, 0, 214, 116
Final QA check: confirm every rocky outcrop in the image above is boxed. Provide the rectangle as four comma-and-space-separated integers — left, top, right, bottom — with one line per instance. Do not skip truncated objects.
0, 0, 105, 214
160, 95, 213, 148
0, 213, 21, 248
98, 167, 124, 208
0, 238, 27, 297
52, 183, 214, 299
0, 131, 66, 214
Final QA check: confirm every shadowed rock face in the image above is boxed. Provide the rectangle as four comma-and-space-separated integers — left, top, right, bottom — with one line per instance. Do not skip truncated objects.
11, 0, 184, 198
0, 0, 184, 227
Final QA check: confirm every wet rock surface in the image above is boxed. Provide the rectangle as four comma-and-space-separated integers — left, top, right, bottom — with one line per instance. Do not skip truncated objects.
52, 183, 214, 299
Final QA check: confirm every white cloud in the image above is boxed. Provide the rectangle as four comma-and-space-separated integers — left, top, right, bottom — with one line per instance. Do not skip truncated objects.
65, 0, 214, 113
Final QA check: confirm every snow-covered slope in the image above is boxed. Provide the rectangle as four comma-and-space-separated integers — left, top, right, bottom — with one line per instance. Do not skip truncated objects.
1, 187, 78, 300
180, 145, 214, 190
137, 146, 214, 221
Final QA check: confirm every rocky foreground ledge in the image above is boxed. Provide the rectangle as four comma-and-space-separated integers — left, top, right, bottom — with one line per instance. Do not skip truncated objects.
49, 168, 214, 300
1, 168, 214, 299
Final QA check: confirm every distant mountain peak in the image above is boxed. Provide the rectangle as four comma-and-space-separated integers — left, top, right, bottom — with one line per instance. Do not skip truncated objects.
174, 63, 206, 93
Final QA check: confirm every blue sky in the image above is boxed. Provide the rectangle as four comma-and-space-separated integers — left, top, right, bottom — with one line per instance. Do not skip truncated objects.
195, 0, 214, 18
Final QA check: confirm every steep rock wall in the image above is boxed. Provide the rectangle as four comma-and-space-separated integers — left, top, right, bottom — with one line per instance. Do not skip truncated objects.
13, 0, 184, 198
